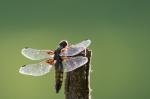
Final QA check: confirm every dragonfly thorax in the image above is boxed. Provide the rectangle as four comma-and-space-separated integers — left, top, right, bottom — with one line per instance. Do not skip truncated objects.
54, 40, 68, 61
54, 47, 62, 61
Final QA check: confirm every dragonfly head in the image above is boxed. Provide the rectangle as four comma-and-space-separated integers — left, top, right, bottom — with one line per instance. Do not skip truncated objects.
59, 40, 68, 48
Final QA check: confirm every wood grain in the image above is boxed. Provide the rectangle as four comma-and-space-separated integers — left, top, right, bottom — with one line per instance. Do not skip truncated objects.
65, 49, 92, 99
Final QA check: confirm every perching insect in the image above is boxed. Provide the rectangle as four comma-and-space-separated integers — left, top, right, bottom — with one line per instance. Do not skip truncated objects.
19, 39, 91, 93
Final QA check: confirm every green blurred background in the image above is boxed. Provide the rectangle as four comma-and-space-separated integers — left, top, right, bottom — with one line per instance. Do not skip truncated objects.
0, 0, 150, 99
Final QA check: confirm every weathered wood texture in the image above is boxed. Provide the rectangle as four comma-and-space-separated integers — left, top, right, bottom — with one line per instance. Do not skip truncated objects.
65, 49, 92, 99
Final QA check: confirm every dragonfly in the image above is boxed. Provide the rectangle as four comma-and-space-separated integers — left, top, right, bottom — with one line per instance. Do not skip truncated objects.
19, 39, 91, 93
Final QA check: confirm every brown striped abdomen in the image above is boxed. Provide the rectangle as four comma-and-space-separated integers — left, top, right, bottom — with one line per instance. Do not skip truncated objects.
55, 65, 63, 93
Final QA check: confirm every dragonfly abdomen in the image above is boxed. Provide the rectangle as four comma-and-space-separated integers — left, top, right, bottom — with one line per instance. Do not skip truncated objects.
55, 64, 63, 93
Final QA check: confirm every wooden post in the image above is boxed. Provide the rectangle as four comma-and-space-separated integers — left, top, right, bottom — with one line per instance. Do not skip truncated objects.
65, 49, 92, 99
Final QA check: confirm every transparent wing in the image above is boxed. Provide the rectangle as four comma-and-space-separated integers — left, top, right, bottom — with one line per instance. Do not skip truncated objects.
19, 61, 53, 76
60, 39, 91, 56
21, 48, 54, 60
63, 56, 88, 72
